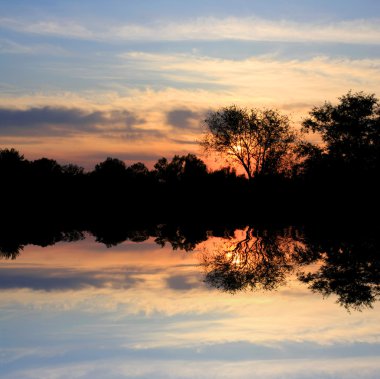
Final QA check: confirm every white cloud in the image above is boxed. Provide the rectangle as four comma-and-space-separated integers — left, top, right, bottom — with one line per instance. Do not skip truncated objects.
113, 17, 380, 45
0, 18, 95, 40
3, 357, 380, 379
0, 38, 69, 56
117, 52, 380, 114
1, 16, 380, 44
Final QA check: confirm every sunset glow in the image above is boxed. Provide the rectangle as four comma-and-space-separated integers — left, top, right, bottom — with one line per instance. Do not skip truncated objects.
1, 1, 379, 168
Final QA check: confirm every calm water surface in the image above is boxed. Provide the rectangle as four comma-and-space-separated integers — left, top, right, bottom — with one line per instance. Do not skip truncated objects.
1, 228, 379, 379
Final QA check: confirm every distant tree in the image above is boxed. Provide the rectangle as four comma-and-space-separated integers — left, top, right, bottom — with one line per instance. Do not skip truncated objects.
153, 157, 169, 183
0, 148, 24, 164
93, 157, 126, 177
126, 162, 149, 178
154, 154, 207, 183
202, 106, 297, 179
30, 158, 62, 177
0, 148, 27, 177
61, 164, 84, 176
181, 154, 207, 181
301, 91, 380, 173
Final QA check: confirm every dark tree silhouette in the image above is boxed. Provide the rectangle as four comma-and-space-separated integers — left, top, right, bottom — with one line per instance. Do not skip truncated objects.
62, 163, 84, 176
202, 106, 298, 179
301, 91, 380, 174
153, 154, 207, 184
0, 148, 28, 178
93, 157, 126, 177
126, 162, 149, 178
30, 158, 62, 177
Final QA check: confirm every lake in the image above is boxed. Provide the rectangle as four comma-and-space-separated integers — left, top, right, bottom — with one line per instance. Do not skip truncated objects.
1, 224, 379, 378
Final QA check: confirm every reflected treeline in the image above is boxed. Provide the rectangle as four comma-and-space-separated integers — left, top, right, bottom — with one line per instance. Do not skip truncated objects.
0, 220, 240, 259
201, 224, 380, 311
1, 219, 379, 311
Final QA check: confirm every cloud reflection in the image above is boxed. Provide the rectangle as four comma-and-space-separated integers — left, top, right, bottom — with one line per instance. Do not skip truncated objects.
0, 267, 143, 291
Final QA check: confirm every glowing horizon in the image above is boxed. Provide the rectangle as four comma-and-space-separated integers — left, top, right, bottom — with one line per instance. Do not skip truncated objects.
1, 1, 379, 169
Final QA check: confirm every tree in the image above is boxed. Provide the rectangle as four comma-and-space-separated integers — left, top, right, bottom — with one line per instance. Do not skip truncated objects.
126, 162, 149, 178
153, 154, 207, 183
302, 91, 380, 173
62, 164, 84, 176
0, 148, 28, 179
30, 158, 62, 177
202, 106, 297, 179
93, 157, 126, 177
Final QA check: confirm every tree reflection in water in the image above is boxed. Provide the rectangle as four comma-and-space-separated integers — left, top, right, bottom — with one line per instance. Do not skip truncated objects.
296, 229, 380, 311
1, 221, 379, 311
202, 226, 296, 292
202, 225, 380, 311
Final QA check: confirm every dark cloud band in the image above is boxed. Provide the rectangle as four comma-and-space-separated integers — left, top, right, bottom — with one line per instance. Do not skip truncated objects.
0, 106, 145, 138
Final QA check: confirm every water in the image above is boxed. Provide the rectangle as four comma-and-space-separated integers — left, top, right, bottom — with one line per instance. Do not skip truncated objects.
1, 226, 379, 378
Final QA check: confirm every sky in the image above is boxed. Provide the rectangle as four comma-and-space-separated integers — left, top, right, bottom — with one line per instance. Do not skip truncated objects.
1, 0, 380, 169
1, 234, 380, 378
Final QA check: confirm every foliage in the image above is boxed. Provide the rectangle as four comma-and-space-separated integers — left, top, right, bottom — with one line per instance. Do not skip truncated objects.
302, 91, 380, 173
202, 106, 297, 179
154, 153, 207, 183
93, 157, 126, 177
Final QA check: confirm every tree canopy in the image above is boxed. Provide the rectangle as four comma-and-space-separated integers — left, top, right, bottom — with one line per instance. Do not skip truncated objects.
301, 91, 380, 173
202, 106, 297, 179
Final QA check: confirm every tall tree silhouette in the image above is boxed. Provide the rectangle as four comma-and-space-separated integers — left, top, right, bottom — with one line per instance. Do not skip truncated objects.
202, 106, 297, 179
300, 91, 380, 175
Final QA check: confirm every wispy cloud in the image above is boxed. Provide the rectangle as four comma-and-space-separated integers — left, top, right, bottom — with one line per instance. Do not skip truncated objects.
1, 16, 380, 44
0, 38, 69, 56
118, 52, 380, 111
2, 356, 380, 379
113, 17, 380, 45
0, 18, 95, 40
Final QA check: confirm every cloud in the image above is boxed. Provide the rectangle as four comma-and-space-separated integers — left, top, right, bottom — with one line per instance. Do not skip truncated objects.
113, 17, 380, 45
116, 53, 380, 120
0, 106, 156, 139
0, 38, 69, 56
2, 346, 380, 379
166, 273, 202, 291
166, 108, 204, 130
1, 16, 380, 45
0, 267, 143, 291
0, 18, 95, 40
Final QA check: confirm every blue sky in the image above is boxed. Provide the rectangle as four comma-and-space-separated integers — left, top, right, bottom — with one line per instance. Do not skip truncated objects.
0, 0, 379, 167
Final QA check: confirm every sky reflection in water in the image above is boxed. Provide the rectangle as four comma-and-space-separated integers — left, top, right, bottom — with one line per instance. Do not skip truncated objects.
0, 233, 380, 379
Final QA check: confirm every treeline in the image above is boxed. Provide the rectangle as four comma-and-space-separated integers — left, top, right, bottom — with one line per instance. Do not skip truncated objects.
0, 145, 377, 220
0, 149, 250, 217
